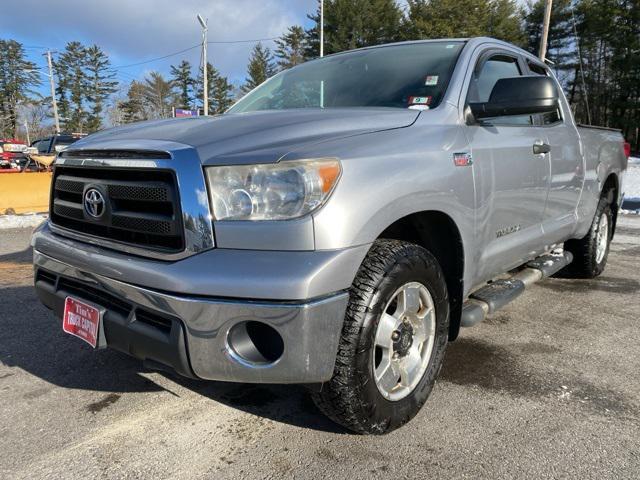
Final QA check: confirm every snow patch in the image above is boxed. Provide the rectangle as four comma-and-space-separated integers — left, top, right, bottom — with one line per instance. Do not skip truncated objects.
0, 214, 47, 230
622, 163, 640, 214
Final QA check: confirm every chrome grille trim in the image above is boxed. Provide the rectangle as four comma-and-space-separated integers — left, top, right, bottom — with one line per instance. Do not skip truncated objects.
51, 145, 214, 260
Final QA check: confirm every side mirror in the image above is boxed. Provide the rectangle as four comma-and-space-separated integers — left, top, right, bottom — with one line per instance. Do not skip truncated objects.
469, 76, 559, 120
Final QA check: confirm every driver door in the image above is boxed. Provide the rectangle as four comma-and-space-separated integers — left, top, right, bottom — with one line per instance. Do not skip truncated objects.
465, 51, 551, 283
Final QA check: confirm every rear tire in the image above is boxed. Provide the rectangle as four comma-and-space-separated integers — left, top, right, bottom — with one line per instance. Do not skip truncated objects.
312, 239, 449, 434
562, 194, 613, 278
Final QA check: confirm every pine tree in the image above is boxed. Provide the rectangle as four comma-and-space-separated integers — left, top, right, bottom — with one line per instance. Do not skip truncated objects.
118, 80, 148, 123
142, 71, 173, 119
212, 74, 234, 113
170, 60, 195, 109
0, 39, 41, 137
196, 62, 216, 114
523, 0, 575, 80
406, 0, 481, 39
573, 0, 638, 133
606, 0, 640, 148
85, 45, 117, 132
54, 41, 89, 132
275, 26, 308, 70
242, 43, 276, 93
305, 0, 403, 58
403, 0, 524, 45
487, 0, 526, 46
197, 62, 234, 114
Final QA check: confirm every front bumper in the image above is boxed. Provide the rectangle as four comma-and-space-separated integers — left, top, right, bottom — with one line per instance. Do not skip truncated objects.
34, 250, 349, 383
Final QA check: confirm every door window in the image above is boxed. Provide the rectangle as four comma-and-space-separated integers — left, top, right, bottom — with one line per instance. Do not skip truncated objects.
468, 54, 532, 125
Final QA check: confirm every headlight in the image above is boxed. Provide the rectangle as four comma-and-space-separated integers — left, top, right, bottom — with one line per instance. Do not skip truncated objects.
205, 158, 341, 221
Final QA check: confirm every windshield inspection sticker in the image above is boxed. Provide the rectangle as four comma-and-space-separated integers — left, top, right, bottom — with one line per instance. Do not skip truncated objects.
408, 96, 431, 106
425, 75, 439, 86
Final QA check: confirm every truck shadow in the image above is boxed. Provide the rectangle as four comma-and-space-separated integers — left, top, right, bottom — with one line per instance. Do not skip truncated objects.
1, 281, 637, 433
538, 275, 639, 294
0, 285, 167, 395
0, 245, 33, 266
0, 284, 346, 433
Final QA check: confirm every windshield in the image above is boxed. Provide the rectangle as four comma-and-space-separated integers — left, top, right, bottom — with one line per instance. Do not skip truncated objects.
229, 41, 465, 113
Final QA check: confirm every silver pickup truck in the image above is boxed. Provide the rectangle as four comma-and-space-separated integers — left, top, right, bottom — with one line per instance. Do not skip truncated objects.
32, 37, 629, 434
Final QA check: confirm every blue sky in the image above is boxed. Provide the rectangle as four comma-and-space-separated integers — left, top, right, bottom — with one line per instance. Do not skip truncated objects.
5, 0, 532, 100
5, 0, 322, 97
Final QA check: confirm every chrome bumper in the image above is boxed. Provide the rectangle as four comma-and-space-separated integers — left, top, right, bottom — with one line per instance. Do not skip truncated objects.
34, 251, 349, 383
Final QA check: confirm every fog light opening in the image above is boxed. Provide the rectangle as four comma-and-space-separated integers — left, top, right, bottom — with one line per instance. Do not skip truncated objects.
227, 321, 284, 366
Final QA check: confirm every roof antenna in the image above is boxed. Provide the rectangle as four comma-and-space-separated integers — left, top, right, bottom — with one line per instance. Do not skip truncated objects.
571, 5, 592, 125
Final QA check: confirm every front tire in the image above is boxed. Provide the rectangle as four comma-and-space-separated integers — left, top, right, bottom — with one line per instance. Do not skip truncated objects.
563, 193, 613, 278
312, 239, 449, 434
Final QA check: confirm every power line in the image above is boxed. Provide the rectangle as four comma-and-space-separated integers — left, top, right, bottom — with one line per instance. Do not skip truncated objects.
113, 44, 201, 69
112, 37, 278, 70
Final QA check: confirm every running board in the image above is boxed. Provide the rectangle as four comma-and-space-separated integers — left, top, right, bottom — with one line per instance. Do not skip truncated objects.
460, 251, 573, 328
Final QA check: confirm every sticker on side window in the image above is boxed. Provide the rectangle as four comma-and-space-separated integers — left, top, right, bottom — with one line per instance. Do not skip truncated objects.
424, 75, 439, 86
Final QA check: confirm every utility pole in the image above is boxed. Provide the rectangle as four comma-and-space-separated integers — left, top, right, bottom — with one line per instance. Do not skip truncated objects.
539, 0, 553, 61
24, 120, 30, 145
320, 0, 324, 57
44, 50, 60, 134
197, 14, 209, 116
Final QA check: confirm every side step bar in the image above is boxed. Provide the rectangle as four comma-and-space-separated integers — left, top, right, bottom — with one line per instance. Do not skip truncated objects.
460, 251, 573, 328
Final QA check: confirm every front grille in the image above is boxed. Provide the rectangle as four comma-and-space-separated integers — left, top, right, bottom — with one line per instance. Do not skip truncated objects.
50, 165, 184, 252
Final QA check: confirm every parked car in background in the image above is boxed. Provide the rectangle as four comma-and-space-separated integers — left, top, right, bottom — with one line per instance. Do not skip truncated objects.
23, 133, 87, 171
33, 37, 629, 434
30, 133, 86, 156
0, 139, 27, 170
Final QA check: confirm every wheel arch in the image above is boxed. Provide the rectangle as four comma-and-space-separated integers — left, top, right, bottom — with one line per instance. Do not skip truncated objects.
602, 172, 619, 236
377, 210, 465, 341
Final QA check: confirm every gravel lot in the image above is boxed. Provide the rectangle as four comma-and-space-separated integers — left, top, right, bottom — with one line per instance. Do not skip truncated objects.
1, 217, 639, 479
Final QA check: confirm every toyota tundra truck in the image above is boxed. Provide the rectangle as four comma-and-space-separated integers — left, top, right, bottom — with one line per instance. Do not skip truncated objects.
32, 38, 629, 434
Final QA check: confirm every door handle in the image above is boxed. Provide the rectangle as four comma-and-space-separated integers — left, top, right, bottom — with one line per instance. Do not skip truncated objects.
533, 143, 551, 155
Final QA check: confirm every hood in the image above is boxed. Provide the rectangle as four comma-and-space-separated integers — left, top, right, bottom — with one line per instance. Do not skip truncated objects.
69, 108, 419, 165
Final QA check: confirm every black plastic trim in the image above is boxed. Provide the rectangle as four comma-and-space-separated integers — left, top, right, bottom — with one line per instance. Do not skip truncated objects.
35, 268, 196, 379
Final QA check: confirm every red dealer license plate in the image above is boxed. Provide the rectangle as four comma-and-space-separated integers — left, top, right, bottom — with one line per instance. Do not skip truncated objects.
63, 297, 101, 348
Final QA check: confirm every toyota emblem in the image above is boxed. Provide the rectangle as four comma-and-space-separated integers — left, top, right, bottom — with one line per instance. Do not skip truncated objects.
84, 188, 106, 218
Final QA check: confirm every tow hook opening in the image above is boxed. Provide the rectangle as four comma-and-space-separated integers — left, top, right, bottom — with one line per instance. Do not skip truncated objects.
227, 321, 284, 366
